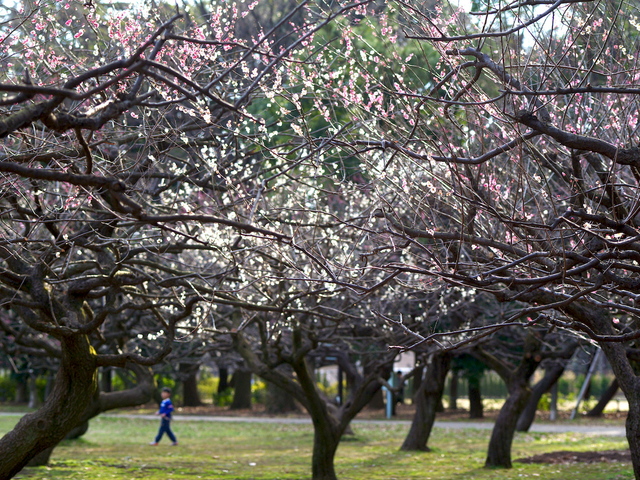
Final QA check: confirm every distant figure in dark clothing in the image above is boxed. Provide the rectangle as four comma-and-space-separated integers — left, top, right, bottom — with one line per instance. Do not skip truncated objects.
150, 387, 178, 446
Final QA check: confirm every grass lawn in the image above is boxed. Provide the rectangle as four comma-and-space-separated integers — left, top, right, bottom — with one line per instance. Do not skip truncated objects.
0, 415, 631, 480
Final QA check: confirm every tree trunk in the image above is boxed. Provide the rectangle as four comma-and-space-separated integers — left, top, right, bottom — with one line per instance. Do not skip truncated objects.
367, 389, 385, 409
181, 364, 203, 407
0, 334, 97, 479
230, 369, 252, 410
449, 370, 458, 410
517, 364, 565, 431
14, 374, 27, 404
100, 367, 112, 393
65, 420, 90, 440
586, 378, 618, 417
232, 328, 395, 480
27, 362, 154, 470
401, 354, 450, 451
27, 373, 41, 409
485, 381, 531, 468
468, 379, 483, 419
26, 447, 54, 467
266, 380, 299, 414
625, 396, 640, 480
44, 372, 54, 401
218, 367, 229, 394
311, 417, 341, 480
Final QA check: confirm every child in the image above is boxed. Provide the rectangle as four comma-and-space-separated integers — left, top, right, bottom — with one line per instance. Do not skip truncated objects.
150, 387, 178, 446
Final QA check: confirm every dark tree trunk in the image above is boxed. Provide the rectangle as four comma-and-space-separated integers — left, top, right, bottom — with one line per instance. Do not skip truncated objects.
14, 375, 28, 404
311, 416, 341, 480
401, 354, 451, 451
517, 364, 565, 431
64, 420, 90, 440
485, 381, 531, 468
100, 367, 112, 393
26, 362, 154, 469
76, 363, 154, 429
367, 389, 385, 409
468, 379, 483, 419
26, 447, 54, 467
626, 397, 640, 480
181, 364, 203, 407
230, 369, 252, 410
266, 380, 299, 414
44, 372, 54, 401
598, 339, 640, 480
218, 367, 229, 394
0, 334, 98, 479
586, 378, 619, 417
449, 370, 458, 410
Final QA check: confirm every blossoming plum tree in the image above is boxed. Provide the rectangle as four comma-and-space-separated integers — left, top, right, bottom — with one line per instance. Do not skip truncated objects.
328, 0, 640, 476
0, 0, 381, 476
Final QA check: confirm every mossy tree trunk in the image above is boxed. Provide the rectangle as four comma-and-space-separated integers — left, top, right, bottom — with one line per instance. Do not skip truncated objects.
0, 334, 98, 479
26, 362, 155, 467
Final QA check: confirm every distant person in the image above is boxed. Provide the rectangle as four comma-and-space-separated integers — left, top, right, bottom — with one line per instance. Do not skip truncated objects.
150, 387, 178, 446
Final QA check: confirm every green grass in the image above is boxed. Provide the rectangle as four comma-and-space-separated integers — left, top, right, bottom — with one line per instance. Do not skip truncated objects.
0, 415, 631, 480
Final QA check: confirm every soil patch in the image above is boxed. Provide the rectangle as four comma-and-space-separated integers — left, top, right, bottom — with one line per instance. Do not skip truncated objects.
517, 450, 631, 464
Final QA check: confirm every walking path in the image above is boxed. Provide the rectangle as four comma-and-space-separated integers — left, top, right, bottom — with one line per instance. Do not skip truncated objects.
100, 413, 627, 436
0, 411, 626, 436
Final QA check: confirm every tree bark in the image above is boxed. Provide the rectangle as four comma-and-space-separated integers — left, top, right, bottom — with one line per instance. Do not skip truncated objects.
310, 415, 341, 480
586, 378, 618, 417
485, 380, 531, 468
517, 363, 566, 431
218, 367, 229, 394
181, 363, 203, 407
449, 370, 458, 410
266, 380, 299, 414
602, 342, 640, 480
26, 362, 155, 469
0, 334, 97, 479
26, 447, 54, 467
401, 353, 451, 451
468, 379, 483, 419
475, 332, 543, 469
230, 368, 252, 410
100, 367, 112, 393
367, 389, 385, 409
14, 374, 27, 404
